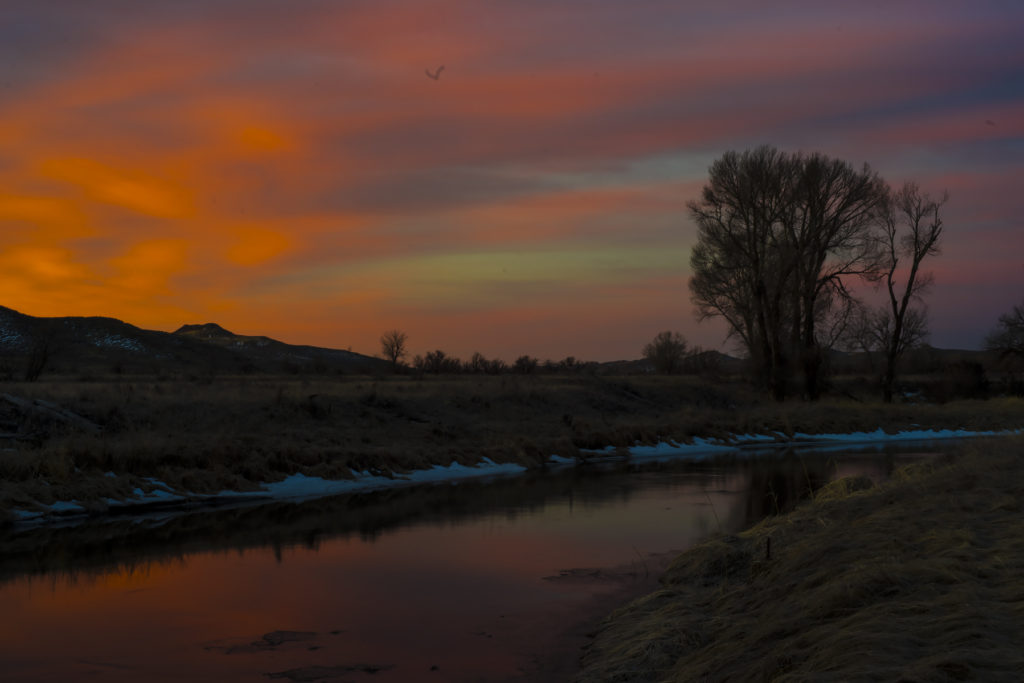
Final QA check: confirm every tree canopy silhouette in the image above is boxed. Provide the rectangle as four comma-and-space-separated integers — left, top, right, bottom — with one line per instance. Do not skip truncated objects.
689, 146, 889, 400
643, 331, 689, 374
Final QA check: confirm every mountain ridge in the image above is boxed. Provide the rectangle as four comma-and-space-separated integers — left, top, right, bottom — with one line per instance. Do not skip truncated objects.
0, 305, 386, 376
174, 322, 238, 338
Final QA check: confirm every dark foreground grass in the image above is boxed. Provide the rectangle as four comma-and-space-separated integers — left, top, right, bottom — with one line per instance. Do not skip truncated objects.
574, 437, 1024, 682
1, 373, 1022, 518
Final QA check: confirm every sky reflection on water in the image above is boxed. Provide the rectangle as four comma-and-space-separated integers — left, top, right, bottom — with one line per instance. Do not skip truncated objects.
0, 447, 936, 682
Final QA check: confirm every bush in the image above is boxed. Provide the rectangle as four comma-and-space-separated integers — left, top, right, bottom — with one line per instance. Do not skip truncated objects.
643, 331, 688, 374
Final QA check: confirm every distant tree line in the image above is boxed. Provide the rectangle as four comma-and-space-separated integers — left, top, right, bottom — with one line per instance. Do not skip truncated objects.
379, 331, 600, 376
410, 350, 599, 375
378, 328, 726, 378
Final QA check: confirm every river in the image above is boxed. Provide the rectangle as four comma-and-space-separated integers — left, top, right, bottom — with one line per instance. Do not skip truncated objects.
0, 444, 942, 682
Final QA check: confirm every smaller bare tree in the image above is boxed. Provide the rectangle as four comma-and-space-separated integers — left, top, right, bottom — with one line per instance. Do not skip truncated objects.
379, 330, 409, 371
643, 331, 689, 374
871, 183, 947, 402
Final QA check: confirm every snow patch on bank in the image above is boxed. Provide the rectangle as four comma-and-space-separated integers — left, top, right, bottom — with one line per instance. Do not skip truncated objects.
12, 458, 531, 523
790, 427, 1015, 443
11, 428, 1020, 525
215, 457, 529, 503
618, 427, 1021, 462
13, 499, 86, 522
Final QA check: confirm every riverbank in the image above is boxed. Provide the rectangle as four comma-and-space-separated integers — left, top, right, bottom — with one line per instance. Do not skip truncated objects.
2, 374, 1023, 523
13, 425, 1018, 527
574, 436, 1024, 681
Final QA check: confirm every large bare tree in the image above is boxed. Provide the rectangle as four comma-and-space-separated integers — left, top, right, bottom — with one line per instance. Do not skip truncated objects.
785, 153, 888, 399
689, 146, 887, 400
689, 146, 801, 399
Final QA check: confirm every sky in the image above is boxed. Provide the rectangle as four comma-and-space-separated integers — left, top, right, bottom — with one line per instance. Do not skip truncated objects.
0, 0, 1021, 362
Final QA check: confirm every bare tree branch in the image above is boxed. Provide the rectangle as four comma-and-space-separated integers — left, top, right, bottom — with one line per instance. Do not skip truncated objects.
379, 330, 409, 371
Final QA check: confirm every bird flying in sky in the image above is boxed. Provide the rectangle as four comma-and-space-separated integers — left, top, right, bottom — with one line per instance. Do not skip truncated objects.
425, 65, 444, 80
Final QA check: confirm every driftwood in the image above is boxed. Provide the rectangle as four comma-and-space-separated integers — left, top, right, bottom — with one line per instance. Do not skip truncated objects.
0, 393, 102, 433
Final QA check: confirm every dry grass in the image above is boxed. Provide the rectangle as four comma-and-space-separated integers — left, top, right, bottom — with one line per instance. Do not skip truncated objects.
1, 374, 1022, 516
574, 437, 1024, 682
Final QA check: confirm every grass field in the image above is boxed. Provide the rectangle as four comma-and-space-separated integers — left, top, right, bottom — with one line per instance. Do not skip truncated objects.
574, 437, 1024, 681
1, 373, 1022, 519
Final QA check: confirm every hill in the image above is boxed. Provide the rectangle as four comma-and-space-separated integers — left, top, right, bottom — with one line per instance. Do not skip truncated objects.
0, 306, 387, 377
170, 321, 384, 373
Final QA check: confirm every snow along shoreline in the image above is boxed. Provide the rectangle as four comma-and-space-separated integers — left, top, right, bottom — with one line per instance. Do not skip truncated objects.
12, 427, 1020, 527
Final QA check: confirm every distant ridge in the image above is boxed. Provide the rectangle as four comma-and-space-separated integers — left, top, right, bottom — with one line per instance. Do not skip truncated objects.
173, 323, 237, 338
0, 306, 387, 376
173, 322, 275, 348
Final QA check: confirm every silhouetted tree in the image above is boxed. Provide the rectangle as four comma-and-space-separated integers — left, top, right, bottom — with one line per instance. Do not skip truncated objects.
420, 349, 461, 374
689, 146, 887, 400
689, 146, 795, 398
379, 329, 408, 371
513, 355, 538, 374
986, 301, 1024, 361
466, 351, 488, 374
464, 352, 505, 374
642, 331, 689, 374
870, 183, 946, 402
424, 349, 445, 373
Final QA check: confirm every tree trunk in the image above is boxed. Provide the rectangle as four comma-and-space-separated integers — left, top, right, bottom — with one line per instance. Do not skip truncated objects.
770, 348, 788, 401
882, 347, 899, 404
804, 353, 819, 401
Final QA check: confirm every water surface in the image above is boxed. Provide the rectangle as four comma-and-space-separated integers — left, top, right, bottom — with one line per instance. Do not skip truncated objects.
0, 446, 939, 682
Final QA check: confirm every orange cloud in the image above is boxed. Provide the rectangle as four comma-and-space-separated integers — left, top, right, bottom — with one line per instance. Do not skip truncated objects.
225, 227, 294, 266
0, 245, 94, 286
108, 239, 190, 292
37, 158, 193, 219
0, 195, 92, 242
235, 125, 292, 153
